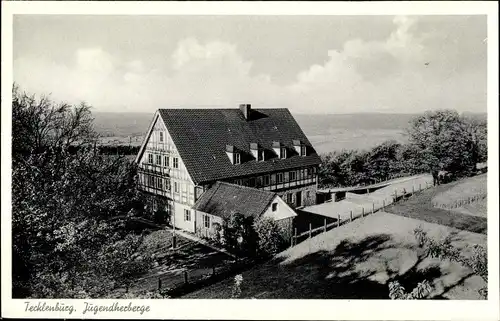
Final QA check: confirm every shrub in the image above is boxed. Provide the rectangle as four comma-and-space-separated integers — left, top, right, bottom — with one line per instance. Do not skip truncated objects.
254, 217, 285, 257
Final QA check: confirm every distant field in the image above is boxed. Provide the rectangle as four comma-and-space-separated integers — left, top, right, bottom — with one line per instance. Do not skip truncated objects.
184, 212, 486, 299
93, 112, 410, 153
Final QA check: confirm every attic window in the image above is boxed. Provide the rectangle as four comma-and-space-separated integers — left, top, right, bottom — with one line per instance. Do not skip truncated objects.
272, 203, 278, 212
259, 150, 265, 161
280, 147, 287, 159
159, 132, 164, 142
234, 153, 241, 165
300, 145, 307, 156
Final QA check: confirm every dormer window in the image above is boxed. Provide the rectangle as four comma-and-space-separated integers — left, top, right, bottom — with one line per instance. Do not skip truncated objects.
293, 139, 307, 156
280, 147, 287, 159
250, 143, 264, 161
159, 132, 164, 142
272, 141, 286, 159
226, 145, 241, 165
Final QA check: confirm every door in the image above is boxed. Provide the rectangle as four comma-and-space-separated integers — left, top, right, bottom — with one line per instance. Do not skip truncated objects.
296, 191, 302, 207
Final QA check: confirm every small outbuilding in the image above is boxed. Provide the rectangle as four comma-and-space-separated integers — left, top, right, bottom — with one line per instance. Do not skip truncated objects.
192, 181, 297, 241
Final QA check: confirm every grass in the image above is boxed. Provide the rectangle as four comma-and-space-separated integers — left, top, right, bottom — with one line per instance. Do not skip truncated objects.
432, 174, 487, 218
184, 212, 486, 299
118, 229, 234, 295
384, 177, 487, 234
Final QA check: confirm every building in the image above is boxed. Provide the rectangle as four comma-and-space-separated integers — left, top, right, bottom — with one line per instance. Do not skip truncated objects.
192, 181, 297, 240
135, 104, 321, 236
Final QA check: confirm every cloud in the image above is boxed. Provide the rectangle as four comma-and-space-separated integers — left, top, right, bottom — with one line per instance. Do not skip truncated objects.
13, 16, 486, 114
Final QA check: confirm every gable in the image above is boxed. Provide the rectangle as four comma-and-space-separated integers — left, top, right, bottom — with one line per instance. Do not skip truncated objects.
135, 111, 194, 184
262, 196, 297, 221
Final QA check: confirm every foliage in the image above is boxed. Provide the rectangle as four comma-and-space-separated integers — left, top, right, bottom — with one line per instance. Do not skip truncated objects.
406, 110, 486, 179
12, 85, 146, 298
231, 274, 243, 298
388, 280, 433, 300
318, 110, 487, 188
413, 227, 487, 298
319, 141, 413, 188
253, 217, 286, 257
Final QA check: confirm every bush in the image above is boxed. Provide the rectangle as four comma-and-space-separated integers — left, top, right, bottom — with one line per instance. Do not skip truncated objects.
254, 217, 285, 257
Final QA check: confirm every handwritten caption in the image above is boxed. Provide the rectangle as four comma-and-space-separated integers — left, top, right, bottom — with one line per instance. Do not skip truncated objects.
24, 301, 151, 315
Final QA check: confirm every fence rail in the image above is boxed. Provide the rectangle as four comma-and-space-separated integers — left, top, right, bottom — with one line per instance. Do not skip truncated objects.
291, 179, 434, 247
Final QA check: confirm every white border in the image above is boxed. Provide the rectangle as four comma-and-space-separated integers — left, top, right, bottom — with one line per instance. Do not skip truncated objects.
2, 2, 499, 320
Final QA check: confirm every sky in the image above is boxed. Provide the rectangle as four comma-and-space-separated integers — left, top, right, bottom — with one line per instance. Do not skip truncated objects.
13, 15, 487, 114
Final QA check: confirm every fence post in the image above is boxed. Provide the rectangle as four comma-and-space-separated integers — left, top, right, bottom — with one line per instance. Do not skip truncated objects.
362, 207, 364, 217
184, 270, 188, 284
337, 214, 341, 227
294, 228, 297, 246
395, 190, 398, 201
309, 223, 312, 239
350, 210, 353, 222
412, 185, 415, 196
323, 219, 327, 232
419, 183, 422, 192
158, 278, 162, 290
372, 203, 375, 214
383, 200, 385, 210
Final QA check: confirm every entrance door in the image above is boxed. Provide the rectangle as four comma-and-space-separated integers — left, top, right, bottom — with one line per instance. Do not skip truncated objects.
296, 191, 302, 207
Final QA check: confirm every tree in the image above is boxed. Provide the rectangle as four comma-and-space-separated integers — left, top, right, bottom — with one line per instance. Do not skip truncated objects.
12, 86, 145, 298
254, 217, 285, 257
406, 110, 480, 184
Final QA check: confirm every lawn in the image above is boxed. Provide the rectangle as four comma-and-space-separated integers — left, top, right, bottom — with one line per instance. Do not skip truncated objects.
184, 212, 486, 299
384, 176, 487, 234
432, 174, 487, 218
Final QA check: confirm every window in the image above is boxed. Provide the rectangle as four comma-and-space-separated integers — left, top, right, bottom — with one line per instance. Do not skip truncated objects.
173, 158, 179, 169
248, 177, 256, 187
234, 153, 241, 165
276, 173, 284, 184
184, 209, 191, 221
287, 193, 293, 204
159, 132, 164, 142
165, 179, 171, 191
203, 215, 211, 228
174, 182, 179, 193
301, 145, 307, 156
272, 203, 278, 212
156, 155, 162, 165
147, 175, 154, 187
289, 171, 297, 181
164, 156, 169, 167
157, 178, 163, 190
148, 153, 153, 164
280, 147, 287, 159
259, 150, 265, 161
182, 183, 187, 193
263, 175, 270, 186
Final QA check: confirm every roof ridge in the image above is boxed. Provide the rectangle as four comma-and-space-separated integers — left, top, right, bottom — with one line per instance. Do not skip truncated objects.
216, 181, 276, 195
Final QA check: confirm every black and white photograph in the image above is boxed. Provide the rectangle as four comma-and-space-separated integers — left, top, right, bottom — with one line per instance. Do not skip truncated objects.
1, 1, 499, 320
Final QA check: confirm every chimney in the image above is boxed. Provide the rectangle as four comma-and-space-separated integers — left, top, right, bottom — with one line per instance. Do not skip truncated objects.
239, 104, 251, 120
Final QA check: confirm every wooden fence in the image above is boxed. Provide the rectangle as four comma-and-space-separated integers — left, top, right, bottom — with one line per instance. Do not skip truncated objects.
290, 180, 434, 247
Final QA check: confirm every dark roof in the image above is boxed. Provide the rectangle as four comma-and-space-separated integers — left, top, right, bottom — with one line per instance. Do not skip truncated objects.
159, 108, 322, 185
192, 181, 276, 219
